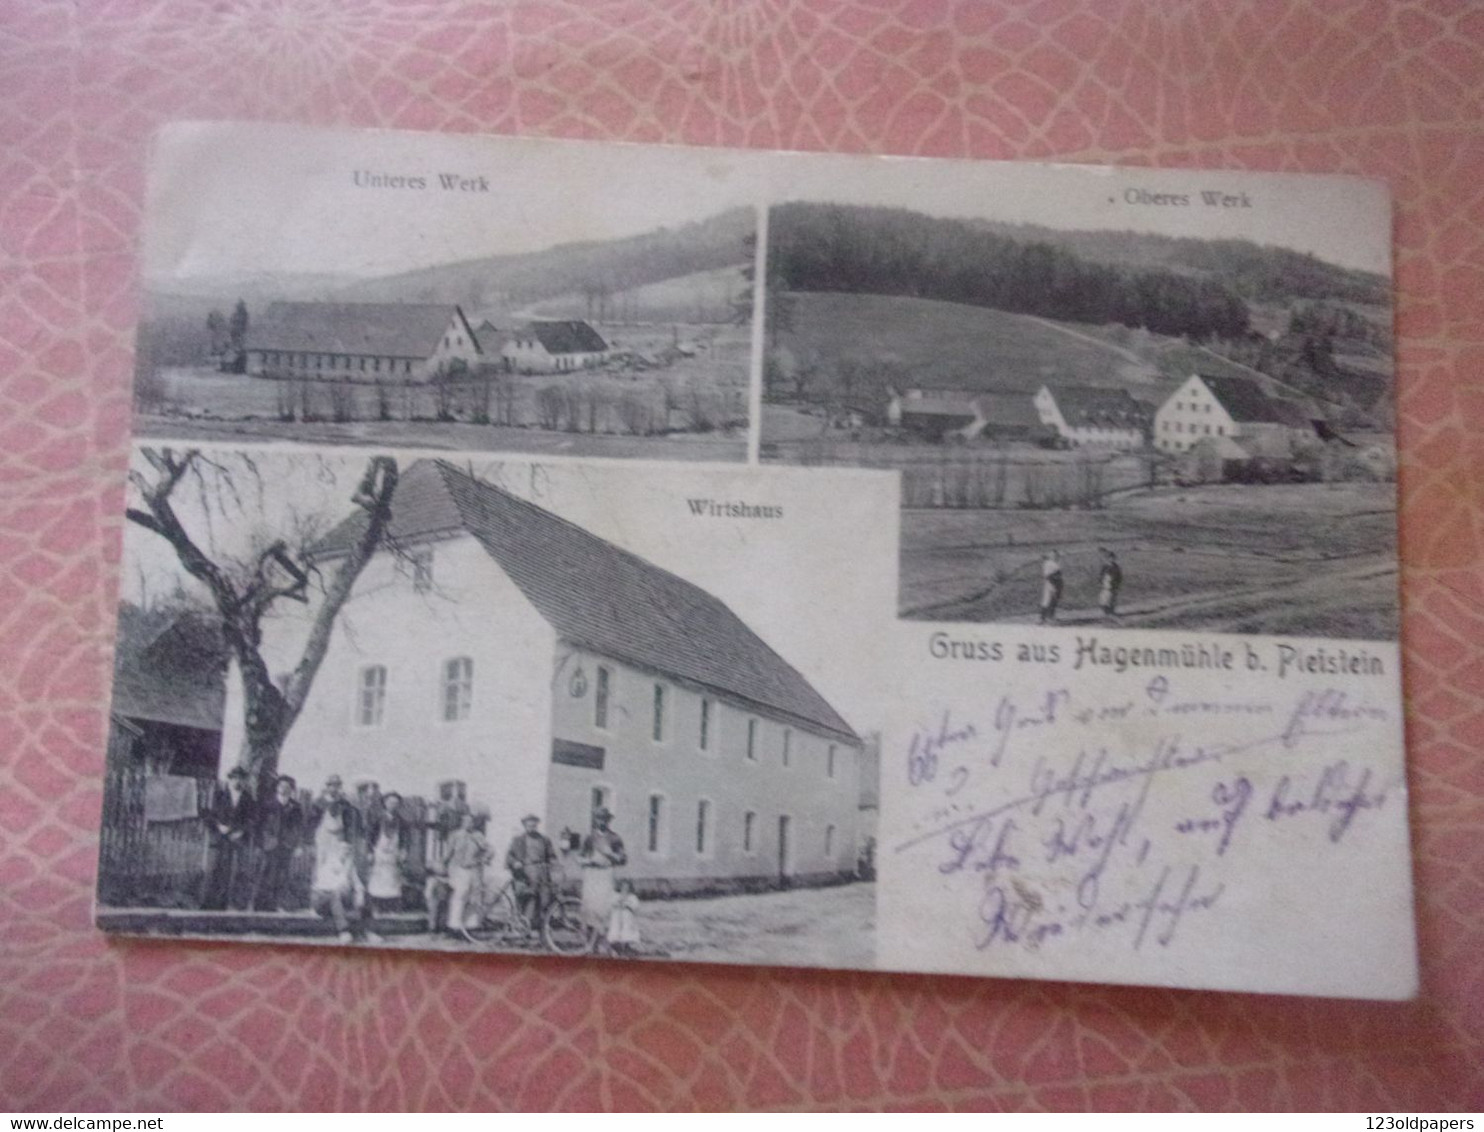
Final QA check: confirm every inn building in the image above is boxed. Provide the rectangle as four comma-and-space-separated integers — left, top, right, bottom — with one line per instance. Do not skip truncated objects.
220, 460, 864, 894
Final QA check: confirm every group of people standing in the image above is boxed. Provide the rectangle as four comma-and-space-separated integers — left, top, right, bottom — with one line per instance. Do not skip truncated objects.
425, 805, 637, 951
202, 769, 407, 941
202, 770, 639, 949
1038, 547, 1123, 624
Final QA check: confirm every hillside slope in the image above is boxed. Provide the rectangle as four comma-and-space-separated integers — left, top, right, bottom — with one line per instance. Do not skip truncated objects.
774, 291, 1164, 396
334, 207, 755, 314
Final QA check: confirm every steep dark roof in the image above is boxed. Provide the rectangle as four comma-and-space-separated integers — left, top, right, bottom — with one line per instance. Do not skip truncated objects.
900, 393, 1040, 429
524, 320, 609, 355
900, 399, 978, 419
247, 302, 472, 359
111, 606, 227, 731
1198, 374, 1290, 424
1043, 384, 1152, 427
316, 461, 857, 743
472, 320, 505, 354
974, 392, 1043, 429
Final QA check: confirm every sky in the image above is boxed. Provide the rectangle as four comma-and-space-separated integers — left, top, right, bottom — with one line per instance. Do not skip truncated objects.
144, 122, 1391, 284
144, 123, 766, 282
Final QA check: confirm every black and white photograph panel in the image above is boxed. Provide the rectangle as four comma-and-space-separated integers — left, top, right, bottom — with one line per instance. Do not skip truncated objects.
100, 445, 893, 968
135, 123, 760, 461
758, 158, 1398, 639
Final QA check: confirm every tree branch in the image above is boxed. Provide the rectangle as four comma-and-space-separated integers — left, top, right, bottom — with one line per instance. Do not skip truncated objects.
282, 457, 399, 717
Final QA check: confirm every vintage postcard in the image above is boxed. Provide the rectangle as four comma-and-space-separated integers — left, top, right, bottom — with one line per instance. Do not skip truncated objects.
99, 122, 1414, 999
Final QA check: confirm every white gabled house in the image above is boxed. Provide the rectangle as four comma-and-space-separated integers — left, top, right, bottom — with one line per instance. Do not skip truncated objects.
1153, 373, 1316, 456
221, 460, 863, 895
501, 320, 610, 374
245, 302, 482, 382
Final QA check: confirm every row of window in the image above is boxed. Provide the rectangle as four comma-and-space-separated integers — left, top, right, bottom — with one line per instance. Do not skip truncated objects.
1173, 400, 1215, 414
357, 658, 471, 726
1161, 420, 1226, 436
260, 352, 417, 375
640, 792, 841, 861
594, 665, 840, 777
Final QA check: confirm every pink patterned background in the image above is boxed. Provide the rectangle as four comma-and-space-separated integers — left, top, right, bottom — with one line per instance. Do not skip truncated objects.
2, 0, 1482, 1111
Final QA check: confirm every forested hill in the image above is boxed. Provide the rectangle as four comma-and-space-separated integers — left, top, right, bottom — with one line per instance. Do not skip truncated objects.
970, 221, 1389, 307
335, 207, 755, 312
769, 202, 1251, 343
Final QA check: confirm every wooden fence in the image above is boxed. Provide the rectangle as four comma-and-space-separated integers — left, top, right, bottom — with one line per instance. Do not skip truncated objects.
781, 446, 1155, 509
98, 759, 215, 907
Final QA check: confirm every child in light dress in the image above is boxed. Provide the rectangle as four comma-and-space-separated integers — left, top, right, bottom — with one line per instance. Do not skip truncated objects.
607, 879, 641, 954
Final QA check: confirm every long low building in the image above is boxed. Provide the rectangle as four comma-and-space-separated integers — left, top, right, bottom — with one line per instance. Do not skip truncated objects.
244, 302, 483, 382
886, 387, 1045, 442
1034, 383, 1150, 449
221, 460, 864, 895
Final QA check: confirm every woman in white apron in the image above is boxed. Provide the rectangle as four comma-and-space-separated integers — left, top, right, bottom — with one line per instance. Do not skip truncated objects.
578, 807, 627, 943
366, 792, 407, 912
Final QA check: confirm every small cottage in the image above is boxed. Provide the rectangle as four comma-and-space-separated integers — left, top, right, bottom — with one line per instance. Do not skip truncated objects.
501, 320, 610, 373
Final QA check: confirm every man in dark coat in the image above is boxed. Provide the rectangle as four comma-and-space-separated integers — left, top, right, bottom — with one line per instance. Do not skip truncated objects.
506, 813, 559, 929
202, 766, 255, 910
252, 774, 303, 911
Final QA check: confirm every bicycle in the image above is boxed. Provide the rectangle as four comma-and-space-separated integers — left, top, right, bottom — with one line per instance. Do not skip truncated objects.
461, 877, 596, 955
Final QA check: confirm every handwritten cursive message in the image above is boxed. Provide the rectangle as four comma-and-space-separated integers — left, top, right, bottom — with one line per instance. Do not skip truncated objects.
892, 677, 1395, 958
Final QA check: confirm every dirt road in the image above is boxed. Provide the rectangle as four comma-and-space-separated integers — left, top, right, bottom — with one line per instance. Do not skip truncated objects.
634, 881, 876, 969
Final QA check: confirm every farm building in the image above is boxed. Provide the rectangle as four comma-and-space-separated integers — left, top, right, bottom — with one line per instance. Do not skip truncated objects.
1153, 373, 1317, 456
108, 605, 226, 781
1034, 384, 1150, 449
244, 302, 482, 381
887, 388, 1044, 442
502, 320, 610, 373
221, 460, 864, 895
472, 319, 506, 355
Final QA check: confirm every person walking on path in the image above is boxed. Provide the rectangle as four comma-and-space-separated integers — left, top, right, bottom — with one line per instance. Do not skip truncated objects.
1039, 550, 1064, 624
1098, 547, 1124, 619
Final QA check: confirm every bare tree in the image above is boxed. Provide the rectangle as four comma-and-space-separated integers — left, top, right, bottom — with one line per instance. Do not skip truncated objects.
615, 393, 651, 436
535, 385, 564, 430
329, 381, 355, 424
125, 449, 399, 783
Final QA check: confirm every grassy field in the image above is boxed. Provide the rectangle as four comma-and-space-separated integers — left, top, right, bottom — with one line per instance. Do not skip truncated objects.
772, 291, 1165, 394
901, 481, 1399, 638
